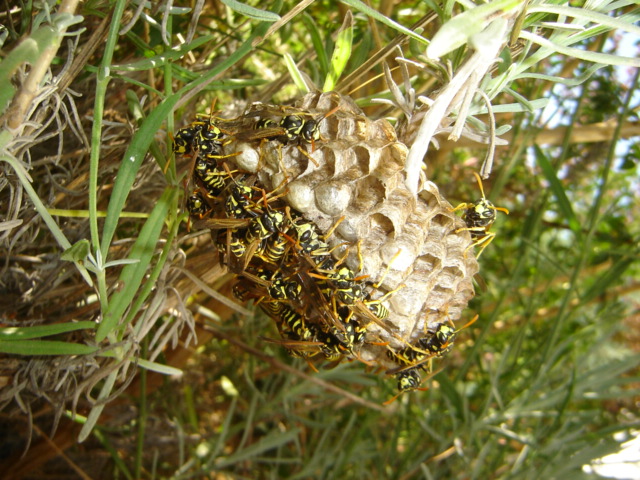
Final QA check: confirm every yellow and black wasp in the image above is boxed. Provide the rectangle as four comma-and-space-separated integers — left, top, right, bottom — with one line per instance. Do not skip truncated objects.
384, 315, 478, 397
454, 172, 509, 258
186, 190, 210, 219
234, 104, 340, 150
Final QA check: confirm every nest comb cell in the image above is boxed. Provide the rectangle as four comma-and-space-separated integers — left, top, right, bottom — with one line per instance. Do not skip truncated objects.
220, 91, 479, 369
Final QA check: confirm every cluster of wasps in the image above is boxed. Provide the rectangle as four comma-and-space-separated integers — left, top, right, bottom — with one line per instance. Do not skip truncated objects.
173, 100, 508, 401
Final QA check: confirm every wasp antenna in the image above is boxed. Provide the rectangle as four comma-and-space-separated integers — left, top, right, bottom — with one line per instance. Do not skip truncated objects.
458, 313, 479, 332
472, 171, 487, 199
324, 215, 345, 240
320, 104, 341, 121
374, 248, 403, 288
382, 392, 403, 406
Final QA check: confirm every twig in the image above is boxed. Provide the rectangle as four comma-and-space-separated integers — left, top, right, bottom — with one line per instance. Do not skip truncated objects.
404, 19, 509, 194
477, 89, 496, 179
204, 324, 389, 413
251, 0, 316, 48
5, 0, 82, 129
337, 13, 436, 93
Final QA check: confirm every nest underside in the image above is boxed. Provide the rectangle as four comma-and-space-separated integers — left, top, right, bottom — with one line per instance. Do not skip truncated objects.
220, 92, 478, 368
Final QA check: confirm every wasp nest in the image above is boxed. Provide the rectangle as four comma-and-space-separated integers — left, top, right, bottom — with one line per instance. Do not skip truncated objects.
178, 91, 479, 392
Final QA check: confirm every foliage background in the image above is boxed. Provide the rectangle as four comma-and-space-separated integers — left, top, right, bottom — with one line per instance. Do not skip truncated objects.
0, 1, 639, 479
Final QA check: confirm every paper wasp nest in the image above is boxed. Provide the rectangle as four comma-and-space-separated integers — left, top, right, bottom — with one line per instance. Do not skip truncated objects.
222, 91, 479, 368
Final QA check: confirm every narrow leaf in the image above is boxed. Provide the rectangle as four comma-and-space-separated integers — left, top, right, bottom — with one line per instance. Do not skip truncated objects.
581, 257, 635, 305
78, 369, 119, 442
323, 11, 353, 92
283, 53, 310, 93
339, 0, 428, 45
216, 429, 300, 467
220, 0, 280, 21
427, 0, 523, 59
520, 30, 640, 67
97, 187, 174, 342
303, 14, 329, 77
0, 339, 98, 355
535, 145, 582, 235
0, 322, 96, 340
527, 4, 640, 37
137, 358, 183, 376
111, 35, 215, 72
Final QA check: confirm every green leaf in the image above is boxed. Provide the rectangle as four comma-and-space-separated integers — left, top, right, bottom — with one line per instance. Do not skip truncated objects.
220, 0, 280, 22
481, 98, 549, 114
215, 429, 300, 467
101, 21, 271, 256
78, 369, 119, 442
99, 95, 179, 257
0, 321, 96, 340
520, 30, 640, 68
0, 339, 98, 355
527, 4, 640, 37
61, 239, 91, 263
97, 187, 175, 342
535, 145, 582, 236
303, 14, 329, 78
515, 63, 604, 85
323, 11, 353, 92
122, 211, 180, 328
581, 257, 635, 305
111, 35, 215, 72
426, 0, 523, 59
339, 0, 428, 46
137, 358, 183, 376
283, 53, 309, 93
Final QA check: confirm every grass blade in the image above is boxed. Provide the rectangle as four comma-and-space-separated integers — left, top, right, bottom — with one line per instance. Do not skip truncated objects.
535, 145, 582, 236
323, 11, 353, 92
339, 0, 428, 46
220, 0, 281, 22
97, 187, 175, 342
0, 322, 96, 340
0, 340, 98, 355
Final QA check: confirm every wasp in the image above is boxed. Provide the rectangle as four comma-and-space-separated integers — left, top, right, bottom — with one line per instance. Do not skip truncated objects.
186, 190, 210, 219
385, 315, 478, 379
361, 283, 405, 321
173, 123, 204, 155
330, 309, 367, 355
225, 184, 259, 218
454, 172, 509, 258
256, 233, 289, 265
268, 276, 302, 303
278, 105, 340, 146
417, 322, 457, 357
279, 304, 315, 341
236, 105, 339, 148
395, 369, 422, 394
290, 218, 331, 257
312, 262, 368, 307
173, 120, 224, 156
193, 157, 239, 197
260, 304, 327, 361
245, 210, 287, 244
213, 228, 249, 258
